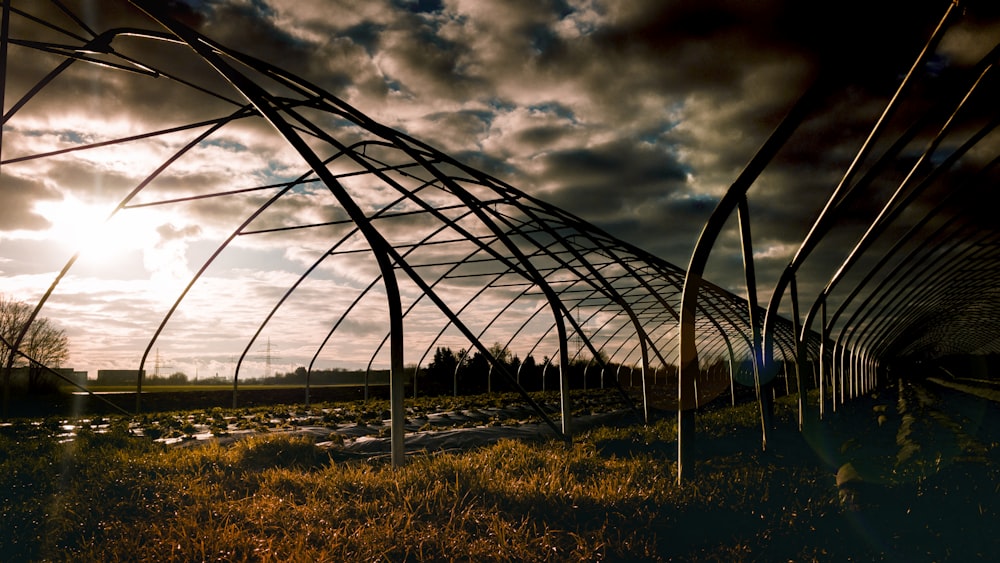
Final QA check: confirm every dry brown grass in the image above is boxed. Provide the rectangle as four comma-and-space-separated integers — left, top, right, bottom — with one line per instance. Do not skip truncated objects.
2, 386, 998, 561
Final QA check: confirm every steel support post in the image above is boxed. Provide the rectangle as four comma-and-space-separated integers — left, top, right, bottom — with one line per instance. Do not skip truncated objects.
0, 0, 10, 418
820, 299, 828, 419
676, 86, 818, 483
789, 276, 806, 431
738, 197, 769, 446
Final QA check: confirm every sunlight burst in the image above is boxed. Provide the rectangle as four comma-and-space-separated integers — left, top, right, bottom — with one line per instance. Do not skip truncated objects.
36, 198, 152, 267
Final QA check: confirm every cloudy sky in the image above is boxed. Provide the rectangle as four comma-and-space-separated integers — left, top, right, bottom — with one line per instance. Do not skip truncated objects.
2, 0, 999, 379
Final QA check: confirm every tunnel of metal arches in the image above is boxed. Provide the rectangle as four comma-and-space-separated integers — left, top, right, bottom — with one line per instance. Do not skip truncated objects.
2, 1, 1000, 472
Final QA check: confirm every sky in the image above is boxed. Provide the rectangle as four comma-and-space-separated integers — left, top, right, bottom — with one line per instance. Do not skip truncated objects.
2, 0, 999, 379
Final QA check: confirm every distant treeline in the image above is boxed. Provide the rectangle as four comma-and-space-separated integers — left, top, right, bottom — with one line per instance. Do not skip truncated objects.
182, 345, 645, 396
258, 367, 391, 387
86, 344, 700, 397
410, 345, 682, 396
89, 369, 392, 387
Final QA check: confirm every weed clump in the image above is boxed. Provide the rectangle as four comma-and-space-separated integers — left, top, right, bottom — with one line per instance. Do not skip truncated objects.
226, 433, 329, 472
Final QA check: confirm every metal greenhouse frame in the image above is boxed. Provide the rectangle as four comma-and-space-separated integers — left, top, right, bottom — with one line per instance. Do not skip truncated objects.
677, 0, 1000, 479
2, 1, 998, 480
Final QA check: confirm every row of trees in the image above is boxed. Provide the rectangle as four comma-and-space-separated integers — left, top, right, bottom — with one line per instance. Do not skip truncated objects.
260, 344, 624, 398
141, 372, 193, 385
0, 294, 70, 394
0, 292, 719, 400
419, 344, 620, 396
260, 366, 392, 386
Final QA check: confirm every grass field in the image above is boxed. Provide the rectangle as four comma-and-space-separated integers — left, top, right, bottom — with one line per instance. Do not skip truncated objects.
1, 382, 997, 561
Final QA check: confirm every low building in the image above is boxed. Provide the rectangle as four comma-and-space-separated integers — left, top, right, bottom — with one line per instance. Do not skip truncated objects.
96, 369, 145, 385
2, 366, 86, 387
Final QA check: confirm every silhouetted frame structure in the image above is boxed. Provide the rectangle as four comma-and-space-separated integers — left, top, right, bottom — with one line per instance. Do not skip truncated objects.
2, 1, 998, 481
1, 0, 805, 467
678, 0, 1000, 481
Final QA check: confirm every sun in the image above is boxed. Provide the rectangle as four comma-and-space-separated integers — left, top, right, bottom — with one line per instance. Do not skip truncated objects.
37, 197, 147, 266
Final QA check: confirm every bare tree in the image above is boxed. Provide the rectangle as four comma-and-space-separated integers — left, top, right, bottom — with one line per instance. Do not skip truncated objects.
1, 294, 70, 394
23, 317, 70, 392
0, 294, 32, 370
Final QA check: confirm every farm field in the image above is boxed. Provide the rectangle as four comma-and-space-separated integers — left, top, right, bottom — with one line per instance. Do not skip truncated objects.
12, 384, 386, 419
69, 384, 362, 393
1, 381, 998, 561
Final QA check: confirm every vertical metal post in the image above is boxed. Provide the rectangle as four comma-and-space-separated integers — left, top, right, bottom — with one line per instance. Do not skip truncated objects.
789, 276, 805, 431
676, 87, 819, 484
861, 356, 868, 396
837, 343, 844, 410
830, 344, 838, 412
729, 357, 737, 406
738, 197, 768, 448
639, 345, 650, 425
556, 318, 573, 437
0, 0, 8, 155
848, 350, 855, 400
305, 369, 311, 408
819, 299, 828, 419
1, 2, 12, 417
841, 346, 849, 405
851, 350, 859, 399
389, 304, 406, 468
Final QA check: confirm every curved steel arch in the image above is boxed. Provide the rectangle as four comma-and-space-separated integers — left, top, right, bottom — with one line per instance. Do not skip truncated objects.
5, 0, 985, 479
678, 0, 1000, 481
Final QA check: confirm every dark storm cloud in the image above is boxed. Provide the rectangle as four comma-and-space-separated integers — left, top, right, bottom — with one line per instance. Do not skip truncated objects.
0, 174, 60, 231
513, 125, 573, 152
592, 0, 952, 93
3, 0, 1000, 377
229, 1, 997, 288
447, 150, 520, 184
5, 2, 240, 124
417, 110, 493, 148
44, 160, 138, 202
538, 139, 687, 210
7, 0, 1000, 316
